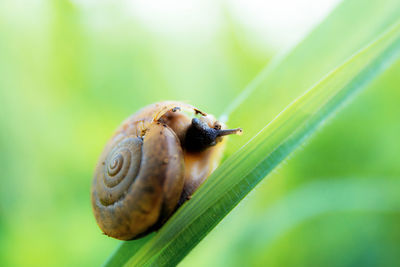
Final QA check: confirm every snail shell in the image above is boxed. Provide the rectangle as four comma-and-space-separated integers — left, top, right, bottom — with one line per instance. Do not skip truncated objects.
91, 101, 241, 240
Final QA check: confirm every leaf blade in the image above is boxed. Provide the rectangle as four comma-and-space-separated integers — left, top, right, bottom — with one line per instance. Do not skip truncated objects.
127, 19, 400, 267
210, 177, 400, 266
223, 0, 400, 157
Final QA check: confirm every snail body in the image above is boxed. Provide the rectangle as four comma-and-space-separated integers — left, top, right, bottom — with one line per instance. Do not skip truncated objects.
91, 101, 241, 240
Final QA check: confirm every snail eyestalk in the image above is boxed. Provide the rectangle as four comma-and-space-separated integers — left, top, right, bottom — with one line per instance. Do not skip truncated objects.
184, 117, 242, 152
217, 128, 243, 136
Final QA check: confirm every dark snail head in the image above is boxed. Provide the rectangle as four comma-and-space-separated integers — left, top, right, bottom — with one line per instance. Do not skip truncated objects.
184, 117, 242, 152
91, 101, 242, 240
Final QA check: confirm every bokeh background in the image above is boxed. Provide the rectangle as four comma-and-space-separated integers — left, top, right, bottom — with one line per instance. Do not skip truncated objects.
1, 0, 399, 266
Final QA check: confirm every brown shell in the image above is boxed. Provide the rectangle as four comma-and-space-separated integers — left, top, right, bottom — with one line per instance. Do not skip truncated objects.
91, 101, 231, 240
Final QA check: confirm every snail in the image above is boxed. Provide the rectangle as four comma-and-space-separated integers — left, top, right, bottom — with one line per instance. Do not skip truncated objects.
91, 101, 242, 240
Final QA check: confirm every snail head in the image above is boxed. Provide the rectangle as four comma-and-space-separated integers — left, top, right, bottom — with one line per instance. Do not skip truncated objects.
184, 116, 242, 152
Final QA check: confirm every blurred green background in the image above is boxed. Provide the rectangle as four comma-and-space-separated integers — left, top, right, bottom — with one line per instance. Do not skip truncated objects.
0, 0, 399, 266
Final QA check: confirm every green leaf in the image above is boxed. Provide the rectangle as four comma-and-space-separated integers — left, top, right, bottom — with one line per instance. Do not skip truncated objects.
120, 19, 400, 267
103, 234, 154, 267
208, 177, 400, 266
223, 0, 400, 157
104, 0, 400, 264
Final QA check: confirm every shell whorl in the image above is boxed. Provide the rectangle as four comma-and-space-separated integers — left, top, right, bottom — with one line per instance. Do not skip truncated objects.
92, 121, 186, 240
99, 137, 143, 206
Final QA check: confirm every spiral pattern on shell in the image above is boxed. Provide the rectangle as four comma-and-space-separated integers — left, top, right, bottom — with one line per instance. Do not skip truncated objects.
92, 121, 187, 240
98, 136, 143, 206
